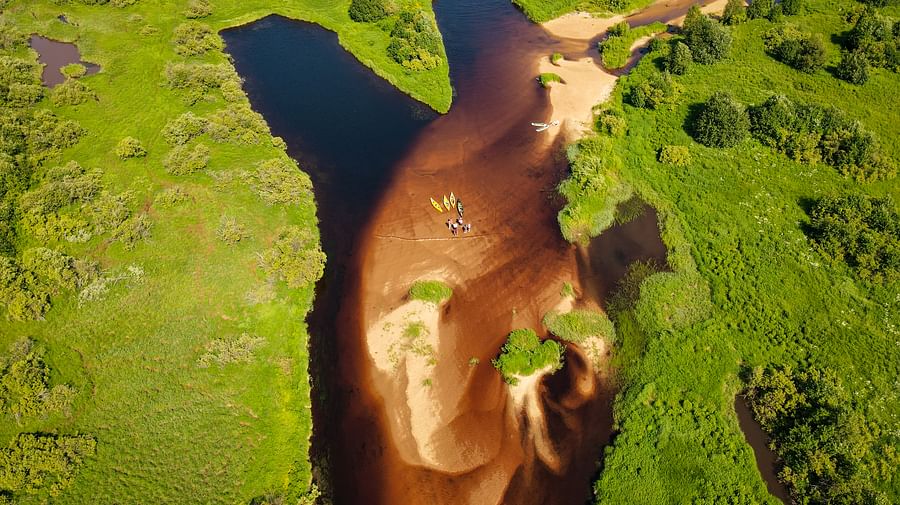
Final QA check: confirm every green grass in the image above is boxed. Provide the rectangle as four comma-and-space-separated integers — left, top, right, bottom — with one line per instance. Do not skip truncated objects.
492, 329, 564, 385
543, 309, 615, 345
552, 1, 900, 503
538, 71, 563, 87
408, 279, 452, 304
512, 0, 656, 23
551, 52, 564, 65
599, 21, 667, 69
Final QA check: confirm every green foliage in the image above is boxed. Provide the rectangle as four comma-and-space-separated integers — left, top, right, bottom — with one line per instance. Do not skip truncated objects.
163, 62, 239, 105
843, 7, 900, 72
763, 24, 827, 73
595, 106, 627, 137
114, 136, 146, 159
538, 72, 562, 87
666, 41, 693, 75
162, 111, 208, 145
50, 79, 97, 107
551, 52, 563, 65
0, 338, 77, 421
836, 50, 870, 84
599, 21, 666, 69
628, 70, 679, 109
386, 9, 444, 71
491, 329, 564, 385
634, 271, 712, 333
0, 433, 96, 498
216, 215, 249, 245
205, 105, 270, 145
60, 63, 86, 79
183, 0, 211, 19
112, 213, 152, 250
511, 0, 655, 23
658, 145, 691, 166
259, 226, 326, 289
781, 0, 804, 16
153, 186, 189, 207
745, 366, 887, 504
348, 0, 394, 23
748, 94, 894, 180
245, 157, 313, 206
722, 0, 747, 25
682, 10, 732, 64
408, 280, 452, 304
163, 143, 209, 175
0, 57, 42, 108
691, 91, 749, 148
747, 0, 774, 20
543, 309, 615, 345
171, 21, 222, 57
806, 194, 899, 284
197, 334, 265, 368
0, 19, 25, 51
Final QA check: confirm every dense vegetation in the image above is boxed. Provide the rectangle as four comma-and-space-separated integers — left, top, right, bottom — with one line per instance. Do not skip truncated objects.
550, 0, 900, 503
492, 329, 564, 385
598, 21, 667, 69
543, 309, 615, 345
0, 0, 349, 502
408, 279, 452, 304
511, 0, 656, 23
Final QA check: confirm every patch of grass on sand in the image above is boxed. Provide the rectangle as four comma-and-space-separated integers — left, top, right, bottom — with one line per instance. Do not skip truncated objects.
543, 309, 615, 345
538, 71, 563, 87
512, 0, 656, 23
492, 329, 564, 385
599, 21, 667, 69
408, 280, 452, 304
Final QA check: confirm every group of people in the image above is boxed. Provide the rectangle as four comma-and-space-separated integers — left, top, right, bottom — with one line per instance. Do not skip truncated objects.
446, 216, 472, 237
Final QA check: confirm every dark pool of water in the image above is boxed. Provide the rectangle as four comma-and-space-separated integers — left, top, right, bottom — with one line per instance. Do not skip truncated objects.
29, 35, 100, 87
734, 396, 791, 504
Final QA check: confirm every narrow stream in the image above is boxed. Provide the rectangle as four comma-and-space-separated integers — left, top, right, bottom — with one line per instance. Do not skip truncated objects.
734, 396, 791, 504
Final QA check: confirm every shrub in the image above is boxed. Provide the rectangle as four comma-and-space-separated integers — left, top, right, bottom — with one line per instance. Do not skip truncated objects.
722, 0, 747, 25
21, 247, 97, 292
113, 213, 152, 249
348, 0, 394, 23
0, 257, 51, 321
691, 91, 749, 147
386, 9, 444, 71
259, 226, 325, 289
87, 190, 133, 234
781, 0, 803, 15
205, 105, 269, 145
747, 0, 773, 20
0, 19, 24, 51
114, 136, 146, 159
538, 72, 562, 88
60, 63, 86, 79
837, 50, 870, 84
184, 0, 211, 18
628, 70, 679, 109
197, 334, 265, 367
763, 25, 827, 73
683, 11, 732, 64
551, 52, 563, 65
666, 41, 692, 75
0, 338, 78, 419
0, 433, 96, 497
163, 62, 238, 105
595, 107, 626, 137
806, 194, 899, 283
50, 79, 97, 107
19, 162, 102, 217
408, 280, 452, 304
245, 157, 313, 205
543, 309, 615, 345
171, 21, 221, 56
491, 329, 564, 385
153, 186, 189, 207
163, 143, 209, 175
658, 145, 692, 166
216, 215, 248, 245
599, 21, 667, 69
162, 111, 207, 145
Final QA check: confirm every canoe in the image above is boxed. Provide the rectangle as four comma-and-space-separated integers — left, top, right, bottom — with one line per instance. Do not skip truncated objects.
449, 192, 456, 207
536, 124, 550, 132
456, 199, 464, 217
443, 195, 451, 210
430, 197, 444, 213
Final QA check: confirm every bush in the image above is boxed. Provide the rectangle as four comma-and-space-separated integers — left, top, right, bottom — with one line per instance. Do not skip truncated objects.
197, 334, 265, 367
747, 0, 773, 20
0, 257, 51, 321
115, 136, 146, 159
112, 213, 152, 249
599, 21, 667, 69
50, 79, 97, 107
245, 158, 313, 205
683, 11, 732, 64
595, 107, 627, 137
837, 50, 870, 84
163, 143, 209, 175
21, 247, 97, 293
386, 9, 444, 71
171, 21, 222, 56
408, 280, 452, 304
0, 338, 78, 419
19, 162, 102, 217
184, 0, 211, 18
0, 19, 25, 51
691, 91, 749, 147
0, 433, 96, 498
348, 0, 394, 22
216, 215, 248, 245
153, 186, 189, 207
163, 62, 238, 105
551, 52, 563, 65
162, 111, 207, 145
722, 0, 747, 25
259, 226, 325, 289
628, 70, 679, 109
781, 0, 803, 15
543, 309, 615, 345
806, 194, 899, 283
666, 41, 692, 75
538, 72, 562, 88
763, 25, 827, 73
205, 105, 270, 145
658, 145, 692, 166
491, 329, 564, 385
60, 63, 86, 79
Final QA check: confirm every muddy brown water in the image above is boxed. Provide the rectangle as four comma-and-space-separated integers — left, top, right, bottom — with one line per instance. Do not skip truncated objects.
734, 397, 791, 504
29, 34, 100, 87
223, 1, 720, 504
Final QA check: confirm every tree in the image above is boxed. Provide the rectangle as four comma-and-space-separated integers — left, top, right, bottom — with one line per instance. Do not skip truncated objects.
781, 0, 803, 15
666, 41, 693, 74
348, 0, 394, 23
115, 137, 146, 159
683, 13, 732, 64
837, 50, 870, 85
722, 0, 746, 25
691, 91, 749, 147
747, 0, 773, 20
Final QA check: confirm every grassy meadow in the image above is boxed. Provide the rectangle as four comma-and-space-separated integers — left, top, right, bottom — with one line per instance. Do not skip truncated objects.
552, 0, 900, 503
0, 0, 449, 502
512, 0, 656, 22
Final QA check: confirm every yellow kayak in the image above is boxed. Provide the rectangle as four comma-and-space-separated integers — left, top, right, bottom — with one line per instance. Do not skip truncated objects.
443, 195, 451, 210
449, 192, 457, 207
430, 197, 444, 213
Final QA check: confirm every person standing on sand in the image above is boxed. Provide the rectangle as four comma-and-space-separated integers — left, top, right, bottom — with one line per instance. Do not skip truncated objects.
451, 222, 459, 236
446, 219, 452, 230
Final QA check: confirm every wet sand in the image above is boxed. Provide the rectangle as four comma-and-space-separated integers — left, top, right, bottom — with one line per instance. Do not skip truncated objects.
29, 34, 100, 87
